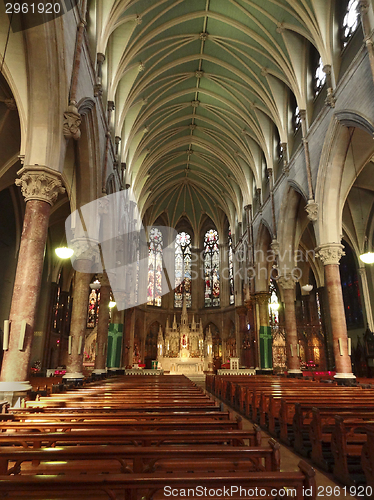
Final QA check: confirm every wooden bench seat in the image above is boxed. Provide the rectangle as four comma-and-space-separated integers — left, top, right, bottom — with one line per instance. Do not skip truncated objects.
0, 460, 316, 500
293, 405, 374, 456
309, 409, 374, 472
331, 417, 373, 486
0, 427, 261, 448
0, 441, 280, 475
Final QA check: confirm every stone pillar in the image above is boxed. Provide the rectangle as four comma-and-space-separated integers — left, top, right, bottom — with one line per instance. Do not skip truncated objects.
93, 272, 111, 375
236, 306, 248, 367
256, 292, 272, 371
317, 244, 355, 381
64, 257, 93, 382
278, 276, 302, 376
0, 166, 64, 404
246, 298, 257, 368
358, 267, 374, 332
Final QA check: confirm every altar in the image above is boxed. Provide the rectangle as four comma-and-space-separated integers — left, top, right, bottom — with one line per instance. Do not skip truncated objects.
156, 295, 212, 374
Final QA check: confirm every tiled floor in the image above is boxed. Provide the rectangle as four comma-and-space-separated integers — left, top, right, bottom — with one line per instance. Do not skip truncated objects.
195, 379, 358, 500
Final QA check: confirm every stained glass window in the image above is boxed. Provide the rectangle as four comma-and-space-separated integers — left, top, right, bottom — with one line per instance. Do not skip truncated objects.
228, 227, 234, 305
87, 283, 100, 328
147, 227, 163, 307
342, 0, 359, 47
314, 57, 326, 96
204, 229, 220, 307
174, 232, 192, 308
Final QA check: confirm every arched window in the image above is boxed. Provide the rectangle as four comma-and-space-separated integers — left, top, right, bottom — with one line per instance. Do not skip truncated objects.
228, 227, 234, 305
174, 231, 192, 308
294, 105, 301, 132
147, 227, 163, 307
87, 278, 101, 328
204, 229, 220, 307
342, 0, 359, 47
313, 57, 326, 97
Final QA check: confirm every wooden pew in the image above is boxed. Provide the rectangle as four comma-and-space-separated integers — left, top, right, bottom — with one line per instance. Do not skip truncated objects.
0, 460, 316, 500
361, 424, 374, 491
0, 427, 262, 448
293, 405, 374, 456
0, 440, 280, 475
331, 416, 372, 486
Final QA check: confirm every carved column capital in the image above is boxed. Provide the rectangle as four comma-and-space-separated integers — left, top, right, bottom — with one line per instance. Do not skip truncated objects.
305, 199, 319, 222
70, 238, 101, 266
255, 292, 271, 306
317, 243, 345, 266
63, 102, 81, 140
278, 275, 296, 290
15, 166, 65, 206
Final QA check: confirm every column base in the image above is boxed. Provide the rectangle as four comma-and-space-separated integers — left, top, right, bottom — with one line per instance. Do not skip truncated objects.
287, 369, 303, 378
62, 373, 84, 387
334, 372, 356, 385
107, 368, 124, 376
0, 381, 32, 407
255, 368, 273, 375
92, 369, 107, 375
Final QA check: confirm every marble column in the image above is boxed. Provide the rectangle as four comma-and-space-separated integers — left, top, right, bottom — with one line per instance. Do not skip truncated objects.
64, 257, 93, 381
358, 267, 374, 332
245, 298, 257, 368
256, 292, 272, 370
236, 306, 248, 367
93, 272, 111, 375
317, 244, 355, 381
0, 166, 64, 402
122, 307, 134, 368
278, 276, 302, 376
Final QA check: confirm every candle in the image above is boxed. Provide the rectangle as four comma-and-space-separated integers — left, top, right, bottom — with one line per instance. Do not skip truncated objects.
3, 320, 9, 350
78, 336, 83, 355
290, 344, 294, 357
297, 344, 300, 357
348, 338, 352, 356
102, 342, 106, 355
338, 338, 343, 356
68, 336, 72, 355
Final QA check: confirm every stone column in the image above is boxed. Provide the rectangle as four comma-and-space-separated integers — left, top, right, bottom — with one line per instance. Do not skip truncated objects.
358, 267, 374, 332
245, 298, 257, 368
0, 166, 64, 404
317, 244, 355, 381
256, 292, 272, 371
64, 255, 93, 382
278, 276, 302, 376
93, 272, 111, 375
236, 306, 248, 367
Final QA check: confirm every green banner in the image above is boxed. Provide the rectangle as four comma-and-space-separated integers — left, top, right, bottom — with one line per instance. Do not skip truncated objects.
259, 326, 273, 369
107, 323, 123, 368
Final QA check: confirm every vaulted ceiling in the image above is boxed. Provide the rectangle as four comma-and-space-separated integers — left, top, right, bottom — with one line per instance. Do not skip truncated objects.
93, 0, 336, 233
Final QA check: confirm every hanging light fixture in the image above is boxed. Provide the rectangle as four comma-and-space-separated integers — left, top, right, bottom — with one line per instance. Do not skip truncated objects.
301, 284, 313, 293
55, 247, 74, 259
360, 237, 374, 264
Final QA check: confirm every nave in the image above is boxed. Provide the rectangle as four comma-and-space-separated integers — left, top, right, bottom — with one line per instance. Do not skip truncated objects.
0, 373, 373, 499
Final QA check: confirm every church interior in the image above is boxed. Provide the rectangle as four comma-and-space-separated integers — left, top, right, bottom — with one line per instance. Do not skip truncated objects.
1, 0, 374, 497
